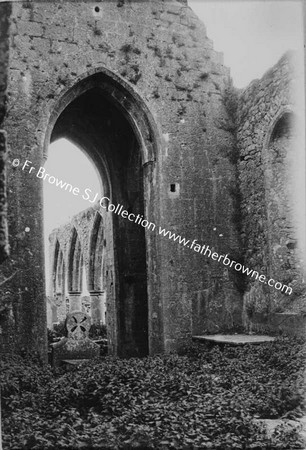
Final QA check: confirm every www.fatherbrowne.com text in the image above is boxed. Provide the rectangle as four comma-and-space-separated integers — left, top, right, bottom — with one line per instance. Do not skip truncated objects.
13, 159, 293, 295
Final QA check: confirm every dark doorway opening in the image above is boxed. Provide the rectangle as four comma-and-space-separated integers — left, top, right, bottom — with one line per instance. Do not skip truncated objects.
47, 86, 149, 357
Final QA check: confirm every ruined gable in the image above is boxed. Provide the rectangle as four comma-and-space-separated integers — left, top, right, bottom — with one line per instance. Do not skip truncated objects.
0, 1, 303, 358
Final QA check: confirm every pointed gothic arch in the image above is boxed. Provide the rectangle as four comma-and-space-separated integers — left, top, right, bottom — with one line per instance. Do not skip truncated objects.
263, 108, 299, 305
68, 227, 83, 293
43, 69, 162, 356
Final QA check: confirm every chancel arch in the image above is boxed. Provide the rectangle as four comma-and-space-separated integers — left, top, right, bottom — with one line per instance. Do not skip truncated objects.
44, 69, 160, 356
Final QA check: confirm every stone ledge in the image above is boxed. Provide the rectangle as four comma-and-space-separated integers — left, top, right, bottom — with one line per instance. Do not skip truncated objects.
61, 359, 90, 366
192, 334, 276, 345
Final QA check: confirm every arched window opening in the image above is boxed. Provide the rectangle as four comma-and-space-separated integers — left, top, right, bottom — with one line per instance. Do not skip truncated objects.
270, 112, 295, 142
265, 111, 300, 305
89, 212, 106, 325
89, 212, 104, 291
68, 228, 82, 289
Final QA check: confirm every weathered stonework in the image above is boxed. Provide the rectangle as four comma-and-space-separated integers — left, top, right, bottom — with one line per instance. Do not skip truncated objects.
237, 52, 306, 333
48, 206, 110, 342
0, 0, 243, 359
0, 3, 10, 263
0, 1, 304, 359
0, 3, 11, 354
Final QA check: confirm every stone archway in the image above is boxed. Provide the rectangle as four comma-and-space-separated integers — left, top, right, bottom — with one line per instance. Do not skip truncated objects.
263, 110, 303, 307
45, 70, 160, 357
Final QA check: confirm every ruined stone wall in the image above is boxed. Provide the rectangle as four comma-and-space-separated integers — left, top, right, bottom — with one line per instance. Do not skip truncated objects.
48, 205, 110, 330
0, 3, 11, 354
0, 2, 11, 128
48, 206, 98, 312
237, 52, 306, 334
49, 207, 108, 292
49, 209, 95, 297
1, 0, 242, 357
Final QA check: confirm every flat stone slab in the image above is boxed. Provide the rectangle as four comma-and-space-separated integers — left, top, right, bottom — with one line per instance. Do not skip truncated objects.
61, 359, 90, 366
192, 334, 276, 345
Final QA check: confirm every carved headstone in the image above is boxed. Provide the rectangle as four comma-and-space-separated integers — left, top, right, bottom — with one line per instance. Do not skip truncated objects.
51, 311, 100, 367
66, 311, 91, 339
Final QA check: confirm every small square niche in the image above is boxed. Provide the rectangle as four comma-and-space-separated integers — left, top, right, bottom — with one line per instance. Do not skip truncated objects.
168, 182, 180, 198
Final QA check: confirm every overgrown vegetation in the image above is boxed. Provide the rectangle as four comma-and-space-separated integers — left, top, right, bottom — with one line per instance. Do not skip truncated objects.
1, 337, 305, 449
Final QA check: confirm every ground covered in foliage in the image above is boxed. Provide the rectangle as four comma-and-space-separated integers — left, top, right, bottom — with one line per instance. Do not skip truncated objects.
1, 337, 306, 449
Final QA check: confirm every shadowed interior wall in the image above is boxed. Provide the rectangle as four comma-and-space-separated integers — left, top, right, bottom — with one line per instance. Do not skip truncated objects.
237, 52, 306, 333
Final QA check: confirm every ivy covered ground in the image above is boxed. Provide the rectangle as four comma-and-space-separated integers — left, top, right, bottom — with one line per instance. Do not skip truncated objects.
1, 338, 306, 449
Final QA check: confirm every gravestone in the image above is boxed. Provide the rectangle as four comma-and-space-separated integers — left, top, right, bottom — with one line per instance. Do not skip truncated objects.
51, 311, 100, 367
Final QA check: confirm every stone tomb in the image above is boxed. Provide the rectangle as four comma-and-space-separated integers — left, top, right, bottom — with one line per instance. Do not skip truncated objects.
51, 311, 100, 367
192, 334, 276, 346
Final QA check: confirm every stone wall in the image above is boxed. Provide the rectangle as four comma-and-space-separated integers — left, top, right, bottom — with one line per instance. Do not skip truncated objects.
0, 0, 242, 358
237, 51, 306, 334
47, 205, 106, 324
0, 2, 11, 127
0, 3, 11, 354
0, 2, 10, 262
2, 0, 303, 358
